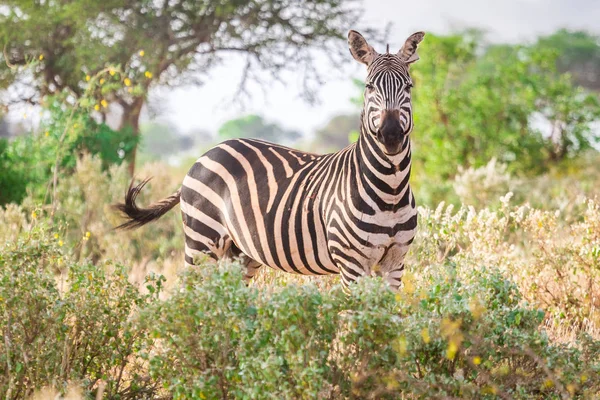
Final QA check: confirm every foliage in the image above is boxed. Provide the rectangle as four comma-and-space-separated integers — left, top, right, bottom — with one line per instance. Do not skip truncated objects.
0, 0, 365, 97
0, 97, 136, 206
537, 29, 600, 91
408, 32, 600, 182
412, 194, 600, 339
217, 114, 301, 145
310, 113, 359, 152
43, 96, 138, 169
0, 0, 371, 171
0, 223, 164, 399
453, 158, 514, 209
0, 153, 183, 290
143, 262, 600, 399
2, 26, 600, 399
1, 149, 600, 398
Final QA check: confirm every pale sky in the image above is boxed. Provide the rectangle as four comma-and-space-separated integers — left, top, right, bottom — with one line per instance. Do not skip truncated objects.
157, 0, 600, 138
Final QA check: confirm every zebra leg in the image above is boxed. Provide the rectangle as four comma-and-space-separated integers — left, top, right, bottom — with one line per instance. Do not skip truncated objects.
379, 244, 410, 291
224, 242, 263, 283
382, 263, 405, 291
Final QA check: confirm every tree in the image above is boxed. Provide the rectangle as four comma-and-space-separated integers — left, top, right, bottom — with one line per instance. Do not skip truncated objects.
138, 122, 214, 161
311, 114, 359, 152
217, 115, 300, 144
139, 122, 185, 160
537, 29, 600, 92
407, 31, 600, 181
0, 0, 370, 174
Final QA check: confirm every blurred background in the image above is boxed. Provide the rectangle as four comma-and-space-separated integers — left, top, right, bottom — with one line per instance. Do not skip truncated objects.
1, 0, 600, 207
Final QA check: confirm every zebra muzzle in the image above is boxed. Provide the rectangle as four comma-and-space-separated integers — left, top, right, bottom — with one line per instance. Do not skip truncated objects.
377, 110, 405, 155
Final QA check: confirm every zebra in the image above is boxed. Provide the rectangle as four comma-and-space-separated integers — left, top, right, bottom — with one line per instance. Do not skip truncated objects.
115, 30, 424, 290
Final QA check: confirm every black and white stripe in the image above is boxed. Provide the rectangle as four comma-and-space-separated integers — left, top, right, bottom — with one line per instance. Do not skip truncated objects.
115, 30, 425, 289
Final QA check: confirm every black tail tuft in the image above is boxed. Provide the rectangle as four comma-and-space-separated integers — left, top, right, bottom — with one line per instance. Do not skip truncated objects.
113, 177, 181, 230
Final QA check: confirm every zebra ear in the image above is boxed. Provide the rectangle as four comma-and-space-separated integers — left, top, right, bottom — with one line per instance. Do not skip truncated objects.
348, 30, 377, 66
398, 31, 425, 64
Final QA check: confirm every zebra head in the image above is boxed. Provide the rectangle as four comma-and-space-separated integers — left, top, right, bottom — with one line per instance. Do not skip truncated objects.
348, 30, 425, 156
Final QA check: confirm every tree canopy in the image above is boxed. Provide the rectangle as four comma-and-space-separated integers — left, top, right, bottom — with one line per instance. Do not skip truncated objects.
537, 29, 600, 92
406, 32, 600, 178
311, 114, 359, 152
0, 0, 369, 173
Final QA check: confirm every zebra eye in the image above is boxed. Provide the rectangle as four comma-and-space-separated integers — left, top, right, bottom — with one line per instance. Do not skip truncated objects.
365, 83, 375, 91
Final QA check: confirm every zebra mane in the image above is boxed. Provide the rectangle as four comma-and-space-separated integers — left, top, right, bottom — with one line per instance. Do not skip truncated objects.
386, 43, 390, 54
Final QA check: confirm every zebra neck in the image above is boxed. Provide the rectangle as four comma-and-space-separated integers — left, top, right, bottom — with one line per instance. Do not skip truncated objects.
352, 128, 412, 200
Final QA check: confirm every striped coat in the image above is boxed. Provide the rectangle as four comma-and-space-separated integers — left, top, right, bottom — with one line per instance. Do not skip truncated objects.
115, 30, 424, 289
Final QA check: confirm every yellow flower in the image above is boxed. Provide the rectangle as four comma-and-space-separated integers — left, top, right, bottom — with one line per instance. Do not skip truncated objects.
31, 211, 37, 219
139, 50, 145, 57
402, 272, 415, 295
446, 341, 458, 360
124, 78, 131, 86
145, 71, 153, 79
101, 99, 108, 108
86, 75, 91, 82
45, 131, 49, 137
542, 379, 554, 389
99, 78, 105, 85
94, 104, 100, 111
54, 233, 59, 239
482, 386, 497, 395
109, 69, 116, 76
393, 336, 408, 356
85, 231, 91, 238
39, 54, 44, 61
420, 328, 430, 344
73, 123, 78, 129
441, 318, 462, 339
469, 298, 486, 320
473, 356, 482, 365
58, 240, 64, 247
581, 374, 588, 383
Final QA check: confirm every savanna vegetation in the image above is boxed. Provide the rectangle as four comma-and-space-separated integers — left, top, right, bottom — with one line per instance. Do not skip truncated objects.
1, 1, 600, 398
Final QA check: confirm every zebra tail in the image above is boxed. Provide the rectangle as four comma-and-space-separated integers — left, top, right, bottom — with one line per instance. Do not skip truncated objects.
113, 177, 181, 230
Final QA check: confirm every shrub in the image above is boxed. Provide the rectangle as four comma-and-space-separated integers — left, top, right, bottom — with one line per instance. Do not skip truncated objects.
453, 158, 514, 209
0, 224, 163, 399
145, 263, 600, 399
412, 196, 600, 340
0, 91, 137, 207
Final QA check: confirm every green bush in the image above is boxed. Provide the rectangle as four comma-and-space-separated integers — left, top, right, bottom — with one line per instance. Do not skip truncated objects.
0, 95, 137, 207
2, 218, 599, 399
145, 263, 600, 399
0, 224, 163, 399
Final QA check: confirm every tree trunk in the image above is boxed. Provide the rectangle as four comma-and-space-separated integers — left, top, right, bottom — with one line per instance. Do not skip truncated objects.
120, 97, 145, 176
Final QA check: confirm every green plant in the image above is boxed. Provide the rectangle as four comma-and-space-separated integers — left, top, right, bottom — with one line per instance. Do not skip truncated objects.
145, 262, 600, 399
0, 224, 163, 399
